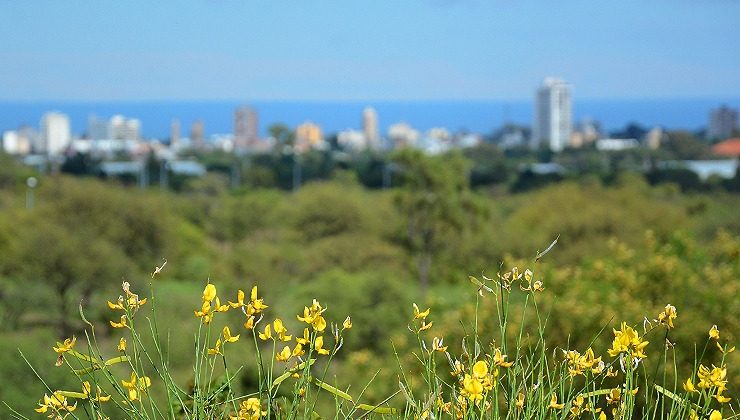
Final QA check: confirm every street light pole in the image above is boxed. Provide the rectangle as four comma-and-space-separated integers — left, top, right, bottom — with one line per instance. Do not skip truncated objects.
26, 176, 38, 209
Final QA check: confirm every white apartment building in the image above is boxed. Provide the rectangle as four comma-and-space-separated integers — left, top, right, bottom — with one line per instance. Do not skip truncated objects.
533, 78, 572, 152
41, 111, 71, 155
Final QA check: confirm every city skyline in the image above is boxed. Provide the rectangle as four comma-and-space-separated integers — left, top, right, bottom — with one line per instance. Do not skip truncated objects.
1, 1, 739, 101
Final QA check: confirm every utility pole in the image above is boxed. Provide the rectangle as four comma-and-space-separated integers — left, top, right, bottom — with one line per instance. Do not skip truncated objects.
159, 159, 168, 191
139, 161, 148, 189
292, 150, 302, 191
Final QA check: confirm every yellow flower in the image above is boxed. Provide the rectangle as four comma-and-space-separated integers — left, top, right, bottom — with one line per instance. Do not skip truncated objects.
565, 347, 602, 376
656, 304, 677, 329
710, 410, 722, 420
244, 316, 255, 330
81, 381, 111, 402
549, 393, 564, 410
582, 348, 601, 369
493, 348, 513, 368
213, 297, 230, 313
606, 388, 621, 405
250, 286, 268, 312
683, 378, 696, 392
229, 289, 245, 308
194, 300, 214, 324
343, 316, 352, 330
107, 294, 147, 312
207, 338, 223, 356
462, 374, 484, 403
107, 299, 124, 310
697, 364, 728, 390
412, 303, 431, 320
276, 345, 292, 362
109, 315, 128, 329
570, 395, 588, 417
121, 372, 151, 401
118, 337, 127, 352
273, 319, 292, 341
296, 328, 311, 345
292, 343, 305, 357
53, 337, 76, 354
314, 336, 330, 355
223, 326, 240, 343
450, 359, 464, 377
297, 299, 327, 331
432, 337, 447, 352
202, 283, 217, 303
515, 392, 525, 410
709, 325, 720, 340
472, 360, 488, 378
607, 322, 648, 360
35, 391, 77, 414
258, 324, 272, 341
232, 397, 264, 420
715, 391, 731, 404
716, 341, 736, 354
419, 321, 433, 332
312, 315, 327, 332
520, 269, 544, 292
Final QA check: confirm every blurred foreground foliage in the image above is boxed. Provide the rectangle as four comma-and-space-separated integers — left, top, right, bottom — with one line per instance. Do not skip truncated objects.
0, 153, 737, 413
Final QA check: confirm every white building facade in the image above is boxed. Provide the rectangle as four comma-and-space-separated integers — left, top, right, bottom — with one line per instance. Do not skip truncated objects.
533, 78, 572, 152
41, 111, 71, 155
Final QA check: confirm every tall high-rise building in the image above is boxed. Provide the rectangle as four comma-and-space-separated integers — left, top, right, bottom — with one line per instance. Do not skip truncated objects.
533, 78, 572, 152
708, 105, 738, 140
41, 111, 71, 155
170, 119, 181, 147
234, 106, 259, 152
362, 107, 380, 149
191, 120, 205, 149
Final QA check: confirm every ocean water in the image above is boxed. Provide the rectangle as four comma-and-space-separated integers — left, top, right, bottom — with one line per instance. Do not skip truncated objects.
1, 98, 739, 139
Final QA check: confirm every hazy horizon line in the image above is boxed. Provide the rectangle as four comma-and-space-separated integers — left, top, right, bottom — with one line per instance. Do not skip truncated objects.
2, 95, 740, 105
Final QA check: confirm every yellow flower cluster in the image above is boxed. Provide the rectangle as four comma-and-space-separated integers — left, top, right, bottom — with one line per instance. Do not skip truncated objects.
454, 352, 513, 407
81, 381, 111, 403
655, 304, 677, 329
460, 361, 495, 403
230, 397, 265, 420
107, 281, 147, 329
685, 364, 732, 404
709, 324, 736, 354
607, 322, 649, 360
490, 267, 544, 293
297, 299, 327, 332
194, 283, 230, 325
229, 286, 269, 329
34, 392, 76, 418
258, 298, 350, 363
208, 326, 240, 356
121, 371, 152, 402
411, 303, 433, 332
563, 347, 604, 377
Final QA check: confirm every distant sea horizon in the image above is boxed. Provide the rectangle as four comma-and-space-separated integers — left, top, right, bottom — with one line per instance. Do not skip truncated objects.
1, 97, 739, 140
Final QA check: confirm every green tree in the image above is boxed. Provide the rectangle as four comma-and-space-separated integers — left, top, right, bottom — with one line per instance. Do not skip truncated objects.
1, 217, 130, 335
662, 130, 709, 160
391, 149, 484, 294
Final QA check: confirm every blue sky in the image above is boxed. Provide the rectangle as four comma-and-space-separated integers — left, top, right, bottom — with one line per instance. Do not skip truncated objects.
1, 0, 738, 101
